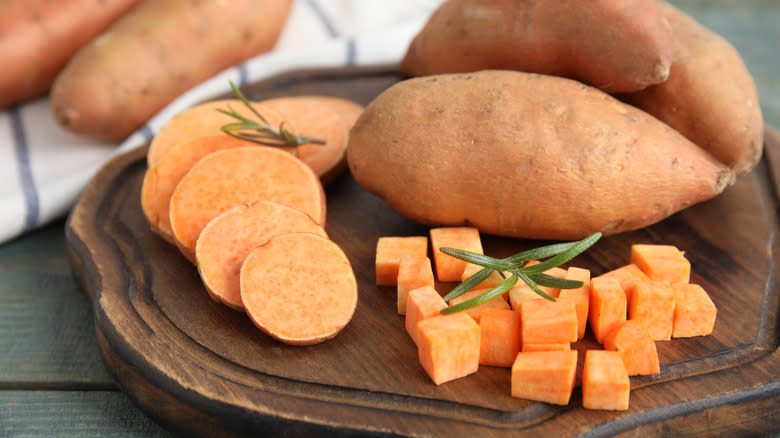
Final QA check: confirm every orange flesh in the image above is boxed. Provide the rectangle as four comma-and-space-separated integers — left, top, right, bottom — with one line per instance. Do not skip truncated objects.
397, 256, 435, 315
672, 283, 717, 338
582, 350, 630, 411
558, 266, 591, 339
603, 319, 660, 376
520, 299, 578, 344
168, 146, 326, 263
405, 286, 448, 346
429, 227, 483, 282
375, 236, 429, 286
195, 201, 327, 311
588, 276, 627, 344
628, 280, 676, 341
478, 308, 522, 367
417, 312, 481, 385
240, 232, 357, 345
511, 350, 578, 405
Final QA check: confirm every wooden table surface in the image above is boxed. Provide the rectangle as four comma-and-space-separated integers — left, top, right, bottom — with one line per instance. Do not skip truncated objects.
1, 1, 778, 437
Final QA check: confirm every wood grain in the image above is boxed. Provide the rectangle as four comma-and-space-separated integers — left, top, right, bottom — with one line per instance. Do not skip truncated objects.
65, 66, 780, 437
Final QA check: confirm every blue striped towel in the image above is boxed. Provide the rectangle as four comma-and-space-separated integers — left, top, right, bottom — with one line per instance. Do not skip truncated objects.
0, 0, 442, 245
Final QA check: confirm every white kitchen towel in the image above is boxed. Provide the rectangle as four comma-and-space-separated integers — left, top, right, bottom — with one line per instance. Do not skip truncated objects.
0, 0, 442, 245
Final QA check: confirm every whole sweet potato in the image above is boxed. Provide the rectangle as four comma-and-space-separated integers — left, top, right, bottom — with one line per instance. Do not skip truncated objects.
347, 71, 733, 240
0, 0, 139, 109
50, 0, 292, 141
618, 2, 763, 175
400, 0, 673, 93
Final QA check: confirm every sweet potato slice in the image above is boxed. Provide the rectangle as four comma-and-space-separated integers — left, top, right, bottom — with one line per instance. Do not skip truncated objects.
240, 232, 357, 345
169, 146, 326, 263
147, 99, 264, 166
141, 134, 256, 243
195, 201, 327, 311
258, 96, 350, 184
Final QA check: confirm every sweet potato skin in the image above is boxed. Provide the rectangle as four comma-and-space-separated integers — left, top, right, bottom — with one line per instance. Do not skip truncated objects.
347, 70, 733, 240
400, 0, 673, 93
50, 0, 292, 141
618, 2, 763, 174
0, 0, 139, 109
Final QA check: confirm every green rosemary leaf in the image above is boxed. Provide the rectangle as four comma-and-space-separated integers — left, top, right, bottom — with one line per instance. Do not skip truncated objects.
528, 273, 584, 289
442, 266, 494, 301
438, 247, 514, 271
441, 275, 518, 314
519, 232, 601, 275
504, 240, 581, 265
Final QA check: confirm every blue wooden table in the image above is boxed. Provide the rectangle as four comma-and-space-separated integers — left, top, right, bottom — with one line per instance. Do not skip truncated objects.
1, 1, 779, 436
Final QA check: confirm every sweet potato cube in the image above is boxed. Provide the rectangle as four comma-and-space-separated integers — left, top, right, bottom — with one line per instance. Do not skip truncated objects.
589, 277, 627, 344
630, 244, 691, 284
603, 320, 660, 376
629, 280, 676, 341
460, 263, 509, 290
430, 227, 483, 282
397, 256, 435, 315
520, 299, 578, 344
511, 350, 578, 405
375, 236, 428, 286
405, 286, 447, 345
595, 263, 649, 296
479, 309, 522, 367
449, 288, 510, 323
417, 312, 481, 385
509, 283, 545, 309
582, 350, 630, 411
672, 283, 717, 338
522, 343, 571, 352
558, 267, 591, 339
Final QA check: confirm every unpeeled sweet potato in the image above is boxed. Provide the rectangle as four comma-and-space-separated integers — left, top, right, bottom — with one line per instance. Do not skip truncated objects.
0, 0, 139, 109
347, 70, 733, 240
618, 2, 763, 175
400, 0, 673, 93
50, 0, 292, 141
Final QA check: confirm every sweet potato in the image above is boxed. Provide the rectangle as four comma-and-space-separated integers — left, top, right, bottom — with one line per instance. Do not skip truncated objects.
146, 99, 264, 166
50, 0, 292, 141
448, 288, 510, 323
582, 350, 630, 411
628, 280, 676, 341
169, 146, 326, 263
397, 256, 435, 315
618, 2, 764, 174
511, 350, 578, 405
240, 232, 357, 346
589, 277, 627, 344
558, 267, 591, 340
520, 299, 578, 345
375, 236, 429, 286
603, 319, 660, 376
672, 283, 717, 338
0, 0, 139, 109
141, 134, 256, 243
195, 201, 327, 311
478, 308, 522, 367
522, 343, 571, 353
630, 244, 691, 284
430, 227, 484, 282
595, 263, 650, 296
400, 0, 673, 93
347, 70, 733, 240
417, 312, 481, 385
405, 286, 448, 346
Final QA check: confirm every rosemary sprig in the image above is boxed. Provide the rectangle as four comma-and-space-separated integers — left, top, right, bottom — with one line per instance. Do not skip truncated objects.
217, 81, 326, 147
439, 232, 601, 314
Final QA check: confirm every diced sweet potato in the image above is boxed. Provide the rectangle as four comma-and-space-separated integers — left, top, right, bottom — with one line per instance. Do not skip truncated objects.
603, 320, 660, 376
558, 267, 591, 339
479, 308, 522, 367
672, 283, 717, 338
509, 283, 545, 310
430, 227, 483, 282
522, 343, 571, 353
511, 351, 578, 405
630, 244, 691, 284
449, 287, 510, 323
405, 286, 448, 346
595, 263, 649, 296
397, 256, 435, 315
417, 312, 481, 385
582, 350, 630, 411
520, 299, 578, 344
588, 277, 627, 344
629, 280, 676, 341
375, 236, 428, 286
460, 263, 509, 290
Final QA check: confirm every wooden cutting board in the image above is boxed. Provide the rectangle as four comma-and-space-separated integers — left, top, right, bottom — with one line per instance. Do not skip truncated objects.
65, 66, 780, 437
